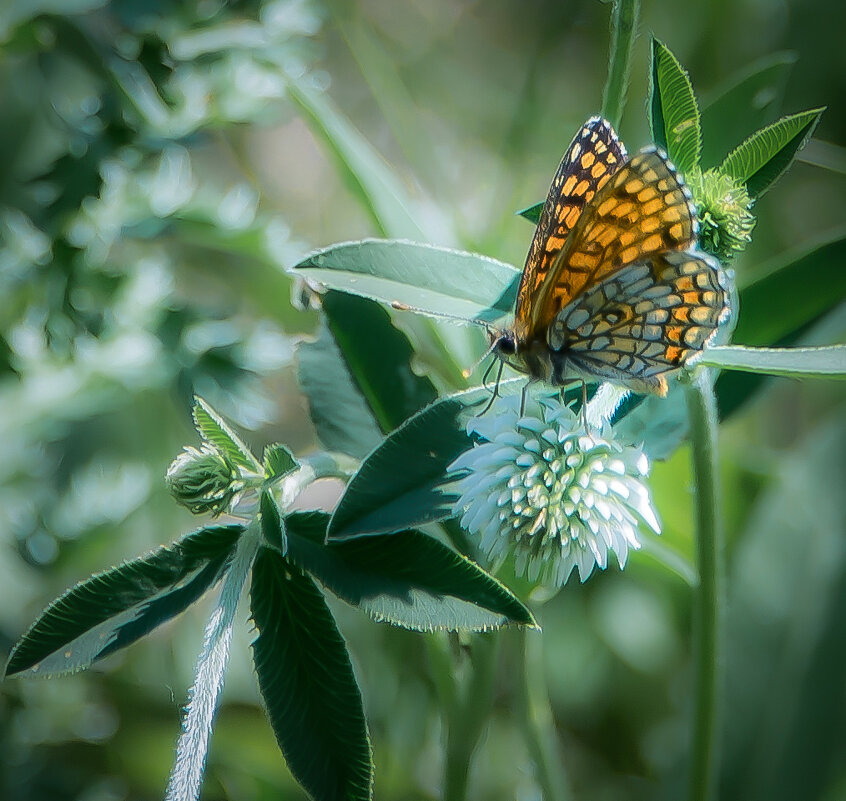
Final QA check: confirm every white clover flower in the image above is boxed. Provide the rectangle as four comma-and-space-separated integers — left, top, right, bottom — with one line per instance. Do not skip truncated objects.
448, 393, 660, 586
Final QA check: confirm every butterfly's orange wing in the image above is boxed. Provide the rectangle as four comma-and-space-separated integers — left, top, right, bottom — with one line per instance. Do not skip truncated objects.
513, 116, 626, 339
548, 250, 731, 395
527, 148, 698, 340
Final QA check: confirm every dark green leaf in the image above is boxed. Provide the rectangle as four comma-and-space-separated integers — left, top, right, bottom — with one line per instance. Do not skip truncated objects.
720, 108, 825, 197
700, 51, 797, 168
327, 386, 494, 540
287, 513, 536, 631
292, 239, 519, 326
5, 526, 242, 678
260, 491, 287, 554
699, 344, 846, 379
297, 313, 384, 459
649, 38, 701, 172
192, 396, 261, 473
733, 231, 846, 346
717, 231, 846, 416
321, 291, 438, 432
796, 138, 846, 175
263, 443, 298, 479
516, 202, 544, 225
250, 548, 373, 801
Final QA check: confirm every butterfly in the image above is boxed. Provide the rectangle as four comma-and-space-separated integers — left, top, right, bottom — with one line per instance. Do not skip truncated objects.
492, 116, 731, 396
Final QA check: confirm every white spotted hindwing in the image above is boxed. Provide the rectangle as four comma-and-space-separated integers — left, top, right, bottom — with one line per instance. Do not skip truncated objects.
546, 250, 731, 395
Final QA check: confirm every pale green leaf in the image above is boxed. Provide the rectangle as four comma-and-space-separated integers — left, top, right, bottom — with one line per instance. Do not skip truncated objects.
192, 396, 261, 473
720, 108, 824, 197
292, 239, 519, 326
699, 345, 846, 379
649, 38, 701, 172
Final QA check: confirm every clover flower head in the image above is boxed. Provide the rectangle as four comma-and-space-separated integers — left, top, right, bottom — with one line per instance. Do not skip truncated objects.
166, 444, 242, 517
448, 394, 660, 586
686, 166, 756, 262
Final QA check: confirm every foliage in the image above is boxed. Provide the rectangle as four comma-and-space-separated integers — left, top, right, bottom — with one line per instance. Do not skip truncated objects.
2, 2, 845, 801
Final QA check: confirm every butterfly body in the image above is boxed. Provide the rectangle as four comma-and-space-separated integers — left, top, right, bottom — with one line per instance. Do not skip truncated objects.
494, 116, 731, 396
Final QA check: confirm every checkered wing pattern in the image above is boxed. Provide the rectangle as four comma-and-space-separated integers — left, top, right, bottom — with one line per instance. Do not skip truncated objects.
528, 148, 698, 338
514, 116, 626, 337
547, 251, 731, 395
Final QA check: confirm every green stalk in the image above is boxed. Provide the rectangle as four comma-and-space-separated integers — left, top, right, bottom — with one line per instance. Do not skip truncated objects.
442, 634, 499, 801
515, 628, 570, 801
600, 0, 641, 128
684, 376, 724, 801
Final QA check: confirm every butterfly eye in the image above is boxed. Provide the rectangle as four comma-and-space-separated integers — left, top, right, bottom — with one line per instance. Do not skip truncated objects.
496, 334, 517, 355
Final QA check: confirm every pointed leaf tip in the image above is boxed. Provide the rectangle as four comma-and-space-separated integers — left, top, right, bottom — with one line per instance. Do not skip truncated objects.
720, 107, 825, 197
649, 37, 701, 173
192, 396, 261, 472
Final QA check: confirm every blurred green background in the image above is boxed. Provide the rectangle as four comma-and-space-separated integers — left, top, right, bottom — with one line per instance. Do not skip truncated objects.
1, 1, 844, 800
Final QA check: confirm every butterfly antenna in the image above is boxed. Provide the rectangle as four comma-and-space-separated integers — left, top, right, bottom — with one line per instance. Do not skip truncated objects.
391, 301, 496, 336
462, 338, 499, 382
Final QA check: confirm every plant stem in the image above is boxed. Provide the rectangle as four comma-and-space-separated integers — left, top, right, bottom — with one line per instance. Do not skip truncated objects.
442, 634, 499, 801
600, 0, 641, 128
515, 628, 570, 801
684, 376, 724, 801
165, 520, 261, 801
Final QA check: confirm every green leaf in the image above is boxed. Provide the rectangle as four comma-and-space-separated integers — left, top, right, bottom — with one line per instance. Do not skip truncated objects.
250, 548, 373, 801
288, 79, 425, 241
612, 383, 690, 462
699, 51, 797, 169
516, 202, 544, 225
286, 513, 536, 631
649, 38, 701, 172
717, 230, 846, 416
260, 490, 287, 554
5, 526, 242, 678
321, 291, 438, 432
263, 443, 298, 479
734, 231, 846, 346
291, 239, 519, 326
192, 396, 262, 473
326, 386, 491, 540
297, 312, 384, 459
699, 345, 846, 379
720, 107, 825, 197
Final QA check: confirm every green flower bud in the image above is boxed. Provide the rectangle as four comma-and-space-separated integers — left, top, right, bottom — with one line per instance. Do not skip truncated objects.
166, 445, 241, 517
686, 167, 756, 262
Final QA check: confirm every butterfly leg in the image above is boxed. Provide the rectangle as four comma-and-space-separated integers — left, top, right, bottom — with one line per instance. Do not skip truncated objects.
481, 356, 497, 392
519, 380, 533, 417
580, 379, 591, 435
479, 361, 505, 415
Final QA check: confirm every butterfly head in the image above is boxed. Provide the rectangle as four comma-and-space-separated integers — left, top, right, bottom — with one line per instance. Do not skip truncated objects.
491, 329, 517, 357
490, 327, 552, 382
